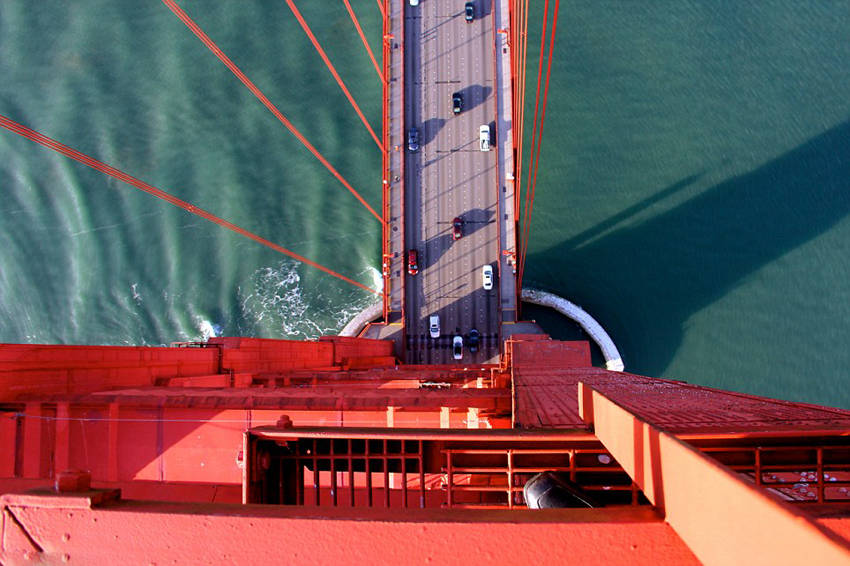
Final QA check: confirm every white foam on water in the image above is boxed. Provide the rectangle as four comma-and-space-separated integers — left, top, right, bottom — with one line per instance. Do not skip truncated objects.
239, 261, 380, 340
196, 319, 220, 341
369, 266, 383, 292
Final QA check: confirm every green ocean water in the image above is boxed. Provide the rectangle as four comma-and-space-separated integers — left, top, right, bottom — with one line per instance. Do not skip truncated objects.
1, 2, 849, 409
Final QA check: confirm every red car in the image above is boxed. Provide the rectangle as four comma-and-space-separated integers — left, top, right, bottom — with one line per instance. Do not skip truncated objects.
452, 217, 463, 240
407, 249, 419, 275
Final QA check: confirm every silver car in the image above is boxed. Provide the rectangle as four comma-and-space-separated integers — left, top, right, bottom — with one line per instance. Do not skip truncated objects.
452, 335, 463, 359
408, 127, 419, 152
429, 315, 440, 338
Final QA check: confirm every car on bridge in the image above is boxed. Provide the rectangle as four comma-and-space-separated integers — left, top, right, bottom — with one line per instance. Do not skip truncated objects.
452, 217, 463, 240
429, 315, 440, 339
468, 328, 480, 353
452, 335, 463, 360
465, 2, 475, 22
482, 265, 493, 290
407, 249, 419, 275
452, 92, 464, 115
408, 127, 419, 152
479, 124, 490, 151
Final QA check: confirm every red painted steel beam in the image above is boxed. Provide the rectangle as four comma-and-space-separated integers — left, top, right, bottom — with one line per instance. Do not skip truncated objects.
0, 493, 699, 565
579, 382, 850, 565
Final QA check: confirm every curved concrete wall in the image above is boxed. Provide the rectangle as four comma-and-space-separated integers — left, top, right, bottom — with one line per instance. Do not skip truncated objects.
340, 290, 624, 372
521, 289, 624, 372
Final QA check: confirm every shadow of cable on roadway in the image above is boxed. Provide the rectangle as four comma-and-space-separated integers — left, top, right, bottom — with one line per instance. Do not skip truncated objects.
456, 84, 492, 114
417, 208, 495, 271
420, 117, 447, 146
526, 119, 850, 378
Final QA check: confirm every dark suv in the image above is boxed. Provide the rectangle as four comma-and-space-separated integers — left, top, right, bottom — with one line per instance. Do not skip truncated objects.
452, 92, 464, 114
465, 2, 474, 22
468, 328, 479, 353
407, 127, 419, 152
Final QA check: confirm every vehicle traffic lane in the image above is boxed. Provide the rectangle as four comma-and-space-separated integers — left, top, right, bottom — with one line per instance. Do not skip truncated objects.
404, 0, 499, 364
420, 0, 496, 364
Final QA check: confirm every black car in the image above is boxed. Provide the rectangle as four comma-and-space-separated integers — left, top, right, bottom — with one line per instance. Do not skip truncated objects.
452, 92, 464, 114
465, 2, 474, 22
468, 328, 479, 353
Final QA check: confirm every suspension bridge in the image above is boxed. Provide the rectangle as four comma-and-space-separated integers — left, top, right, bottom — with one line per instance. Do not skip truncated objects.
0, 0, 560, 365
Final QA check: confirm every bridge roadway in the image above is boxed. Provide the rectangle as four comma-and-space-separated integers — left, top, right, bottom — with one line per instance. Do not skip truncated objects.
380, 0, 518, 365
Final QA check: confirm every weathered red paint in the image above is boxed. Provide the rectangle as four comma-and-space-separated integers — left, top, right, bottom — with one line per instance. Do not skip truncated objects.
0, 492, 699, 566
1, 333, 848, 563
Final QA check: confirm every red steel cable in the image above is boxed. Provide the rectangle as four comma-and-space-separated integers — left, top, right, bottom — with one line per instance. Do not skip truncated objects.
515, 0, 531, 216
376, 0, 385, 20
0, 114, 379, 295
519, 0, 559, 289
518, 0, 529, 213
344, 0, 384, 83
286, 0, 383, 151
518, 0, 550, 285
161, 0, 383, 225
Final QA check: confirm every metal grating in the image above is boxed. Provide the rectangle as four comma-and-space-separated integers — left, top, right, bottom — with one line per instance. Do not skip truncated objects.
244, 428, 645, 509
442, 447, 642, 509
701, 445, 850, 503
249, 437, 432, 508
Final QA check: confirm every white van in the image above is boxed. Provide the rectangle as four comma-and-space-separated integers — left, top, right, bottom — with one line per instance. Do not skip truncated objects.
479, 125, 490, 151
429, 315, 440, 338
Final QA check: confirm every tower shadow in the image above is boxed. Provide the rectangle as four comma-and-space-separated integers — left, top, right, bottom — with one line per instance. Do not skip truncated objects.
527, 119, 850, 377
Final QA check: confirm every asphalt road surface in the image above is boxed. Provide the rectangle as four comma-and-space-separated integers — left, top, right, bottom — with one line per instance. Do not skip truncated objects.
403, 0, 499, 364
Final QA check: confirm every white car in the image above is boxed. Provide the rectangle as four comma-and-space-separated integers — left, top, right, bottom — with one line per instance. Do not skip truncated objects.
479, 124, 490, 151
410, 0, 419, 5
452, 335, 463, 359
482, 265, 493, 290
429, 315, 440, 338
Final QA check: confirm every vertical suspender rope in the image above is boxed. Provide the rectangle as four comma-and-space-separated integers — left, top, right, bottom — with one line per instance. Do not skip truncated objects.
0, 115, 380, 294
344, 0, 384, 83
161, 0, 383, 225
285, 0, 383, 151
518, 0, 550, 287
515, 0, 531, 216
518, 0, 559, 290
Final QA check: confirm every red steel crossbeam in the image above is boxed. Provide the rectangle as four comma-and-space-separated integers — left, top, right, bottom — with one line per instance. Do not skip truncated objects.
578, 382, 850, 565
285, 0, 383, 151
161, 0, 383, 225
0, 495, 698, 565
344, 0, 384, 83
0, 115, 378, 295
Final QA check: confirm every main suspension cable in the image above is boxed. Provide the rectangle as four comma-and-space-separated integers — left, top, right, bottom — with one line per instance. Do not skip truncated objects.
519, 0, 559, 290
518, 0, 550, 287
0, 115, 379, 295
161, 0, 383, 224
344, 0, 384, 83
286, 0, 383, 151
